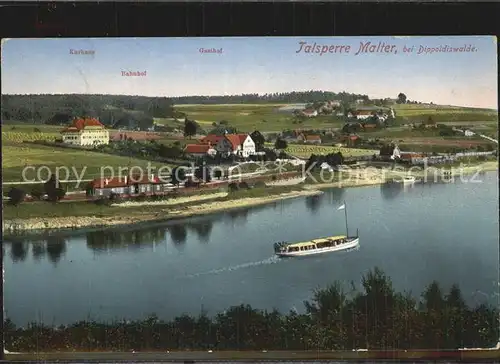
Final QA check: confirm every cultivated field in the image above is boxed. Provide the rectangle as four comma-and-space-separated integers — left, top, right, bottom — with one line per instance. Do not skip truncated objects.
283, 144, 377, 159
109, 130, 164, 141
392, 104, 498, 122
2, 124, 60, 143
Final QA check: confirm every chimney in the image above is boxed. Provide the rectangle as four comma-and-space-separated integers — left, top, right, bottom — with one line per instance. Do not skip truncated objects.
105, 178, 109, 186
150, 174, 154, 181
124, 176, 128, 184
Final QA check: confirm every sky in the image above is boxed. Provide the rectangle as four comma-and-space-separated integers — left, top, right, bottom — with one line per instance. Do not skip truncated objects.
1, 36, 498, 109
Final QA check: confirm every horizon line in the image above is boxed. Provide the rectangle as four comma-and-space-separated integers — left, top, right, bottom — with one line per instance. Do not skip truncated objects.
3, 91, 498, 111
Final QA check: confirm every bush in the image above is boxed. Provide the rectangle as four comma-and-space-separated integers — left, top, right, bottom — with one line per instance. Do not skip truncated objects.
47, 187, 66, 202
7, 187, 26, 206
134, 193, 149, 202
30, 186, 44, 200
238, 181, 250, 190
94, 197, 110, 206
108, 193, 123, 204
33, 127, 42, 133
228, 183, 239, 192
253, 181, 267, 189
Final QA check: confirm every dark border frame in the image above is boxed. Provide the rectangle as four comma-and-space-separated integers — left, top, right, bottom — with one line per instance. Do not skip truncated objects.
1, 1, 499, 362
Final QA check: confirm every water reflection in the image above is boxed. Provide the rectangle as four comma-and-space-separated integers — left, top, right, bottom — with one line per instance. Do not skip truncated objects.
32, 242, 46, 261
227, 209, 249, 224
326, 187, 345, 204
10, 241, 28, 262
188, 220, 214, 243
6, 236, 67, 264
46, 236, 67, 264
169, 224, 187, 245
86, 226, 167, 253
380, 183, 402, 200
305, 195, 323, 214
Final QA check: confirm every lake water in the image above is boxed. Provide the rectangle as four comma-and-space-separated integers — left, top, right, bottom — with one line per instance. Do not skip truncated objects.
3, 172, 499, 326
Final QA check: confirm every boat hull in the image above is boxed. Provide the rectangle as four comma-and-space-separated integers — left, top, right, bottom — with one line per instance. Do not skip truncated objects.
276, 237, 360, 258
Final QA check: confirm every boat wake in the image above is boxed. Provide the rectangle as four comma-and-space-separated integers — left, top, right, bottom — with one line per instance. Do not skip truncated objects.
183, 256, 282, 279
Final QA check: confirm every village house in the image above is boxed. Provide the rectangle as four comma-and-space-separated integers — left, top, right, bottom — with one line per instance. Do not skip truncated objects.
298, 134, 322, 144
200, 134, 226, 145
199, 133, 256, 158
354, 110, 376, 120
464, 130, 474, 137
215, 133, 256, 157
87, 174, 169, 198
184, 143, 217, 158
61, 118, 110, 146
300, 109, 318, 118
362, 123, 378, 130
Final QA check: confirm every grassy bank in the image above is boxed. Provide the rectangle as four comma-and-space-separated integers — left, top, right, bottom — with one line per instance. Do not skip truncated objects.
2, 185, 321, 234
2, 142, 168, 182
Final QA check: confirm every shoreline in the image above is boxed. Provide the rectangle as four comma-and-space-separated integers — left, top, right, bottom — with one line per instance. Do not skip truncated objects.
3, 189, 323, 237
3, 163, 497, 237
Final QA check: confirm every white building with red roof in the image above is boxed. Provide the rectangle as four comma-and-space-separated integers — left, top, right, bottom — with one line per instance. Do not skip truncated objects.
61, 118, 109, 146
216, 133, 256, 157
184, 143, 217, 158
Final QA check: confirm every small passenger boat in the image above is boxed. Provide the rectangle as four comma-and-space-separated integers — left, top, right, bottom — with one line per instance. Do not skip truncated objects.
393, 176, 416, 184
273, 201, 359, 257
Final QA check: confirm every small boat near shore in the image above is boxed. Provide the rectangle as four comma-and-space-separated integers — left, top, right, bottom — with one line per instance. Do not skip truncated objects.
273, 201, 359, 257
392, 176, 417, 184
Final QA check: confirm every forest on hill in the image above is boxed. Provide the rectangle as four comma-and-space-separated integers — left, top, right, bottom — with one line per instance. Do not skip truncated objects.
1, 91, 369, 130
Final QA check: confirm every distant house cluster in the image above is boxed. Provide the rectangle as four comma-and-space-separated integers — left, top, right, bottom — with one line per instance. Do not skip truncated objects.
87, 174, 170, 198
297, 100, 342, 118
183, 132, 256, 158
61, 118, 110, 146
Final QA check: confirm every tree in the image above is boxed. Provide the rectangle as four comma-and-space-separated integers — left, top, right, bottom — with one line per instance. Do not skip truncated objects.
47, 187, 66, 202
171, 166, 187, 186
7, 187, 26, 206
184, 118, 197, 138
274, 138, 288, 150
194, 164, 212, 183
250, 130, 265, 151
30, 185, 44, 200
397, 93, 407, 104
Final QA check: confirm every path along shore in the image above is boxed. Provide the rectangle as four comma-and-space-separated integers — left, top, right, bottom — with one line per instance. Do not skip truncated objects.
3, 189, 323, 235
3, 162, 497, 235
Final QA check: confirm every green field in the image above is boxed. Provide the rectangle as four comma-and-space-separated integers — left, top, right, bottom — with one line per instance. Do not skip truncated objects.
158, 104, 345, 132
2, 142, 169, 183
392, 104, 498, 122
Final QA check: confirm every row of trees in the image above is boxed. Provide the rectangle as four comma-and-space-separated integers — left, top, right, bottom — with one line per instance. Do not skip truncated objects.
170, 91, 370, 105
305, 152, 344, 170
7, 175, 66, 206
4, 267, 498, 351
2, 94, 176, 130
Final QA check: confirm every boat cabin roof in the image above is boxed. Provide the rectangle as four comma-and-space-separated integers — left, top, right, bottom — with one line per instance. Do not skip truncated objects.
287, 235, 347, 248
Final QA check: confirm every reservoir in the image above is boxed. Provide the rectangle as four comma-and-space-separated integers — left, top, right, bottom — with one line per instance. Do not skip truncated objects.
3, 172, 498, 326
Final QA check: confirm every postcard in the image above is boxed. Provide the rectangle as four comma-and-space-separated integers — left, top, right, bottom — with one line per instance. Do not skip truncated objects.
1, 36, 498, 360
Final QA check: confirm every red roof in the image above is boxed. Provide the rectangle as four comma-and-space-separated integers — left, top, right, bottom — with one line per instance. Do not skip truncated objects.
61, 118, 104, 133
236, 134, 248, 144
200, 135, 225, 145
305, 135, 321, 141
184, 144, 213, 154
224, 134, 242, 150
90, 174, 161, 189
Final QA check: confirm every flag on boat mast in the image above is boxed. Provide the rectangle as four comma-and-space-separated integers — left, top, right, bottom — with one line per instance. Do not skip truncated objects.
337, 203, 345, 210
